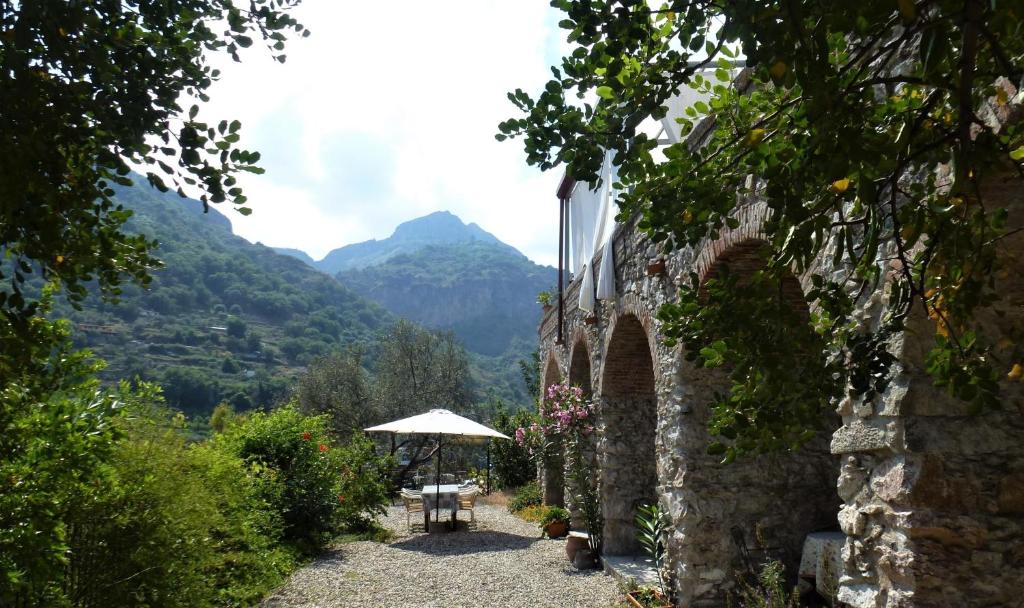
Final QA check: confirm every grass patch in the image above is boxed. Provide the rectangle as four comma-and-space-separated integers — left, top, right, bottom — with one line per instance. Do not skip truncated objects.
515, 503, 546, 523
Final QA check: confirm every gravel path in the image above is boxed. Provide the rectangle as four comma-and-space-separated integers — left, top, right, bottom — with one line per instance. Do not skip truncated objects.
263, 505, 621, 608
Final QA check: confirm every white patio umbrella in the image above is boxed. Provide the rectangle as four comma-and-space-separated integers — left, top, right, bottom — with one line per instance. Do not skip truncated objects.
365, 409, 510, 525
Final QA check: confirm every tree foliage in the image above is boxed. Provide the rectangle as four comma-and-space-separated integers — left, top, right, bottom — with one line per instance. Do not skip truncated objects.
0, 0, 305, 353
501, 0, 1024, 457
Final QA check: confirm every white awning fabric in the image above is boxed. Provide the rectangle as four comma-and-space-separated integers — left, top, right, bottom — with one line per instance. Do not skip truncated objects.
364, 409, 510, 439
568, 151, 619, 312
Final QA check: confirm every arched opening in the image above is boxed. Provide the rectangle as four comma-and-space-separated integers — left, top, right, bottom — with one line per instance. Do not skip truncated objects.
569, 341, 592, 395
567, 340, 595, 529
672, 239, 840, 604
600, 314, 658, 556
541, 352, 565, 506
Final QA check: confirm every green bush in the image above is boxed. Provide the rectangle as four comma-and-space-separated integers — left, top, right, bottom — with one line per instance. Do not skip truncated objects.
334, 433, 393, 532
508, 481, 542, 513
65, 393, 294, 607
0, 318, 123, 606
540, 505, 570, 526
215, 404, 392, 552
491, 407, 536, 489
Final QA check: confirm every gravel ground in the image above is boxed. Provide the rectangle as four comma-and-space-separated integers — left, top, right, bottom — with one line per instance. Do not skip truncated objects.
263, 504, 621, 608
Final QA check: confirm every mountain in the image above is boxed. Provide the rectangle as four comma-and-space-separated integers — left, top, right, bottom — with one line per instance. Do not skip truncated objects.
273, 211, 557, 404
53, 177, 395, 416
336, 241, 555, 357
312, 211, 518, 274
272, 247, 315, 266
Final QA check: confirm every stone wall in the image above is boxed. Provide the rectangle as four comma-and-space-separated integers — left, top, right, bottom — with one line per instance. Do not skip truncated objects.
538, 176, 1024, 606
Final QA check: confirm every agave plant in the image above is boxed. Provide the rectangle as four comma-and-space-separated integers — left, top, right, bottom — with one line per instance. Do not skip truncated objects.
635, 503, 671, 598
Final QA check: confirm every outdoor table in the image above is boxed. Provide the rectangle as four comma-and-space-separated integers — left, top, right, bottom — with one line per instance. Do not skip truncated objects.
421, 484, 460, 530
799, 531, 845, 597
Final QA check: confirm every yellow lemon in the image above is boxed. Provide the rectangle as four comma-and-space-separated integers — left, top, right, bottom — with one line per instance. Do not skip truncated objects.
770, 61, 787, 79
1008, 363, 1023, 381
830, 178, 850, 194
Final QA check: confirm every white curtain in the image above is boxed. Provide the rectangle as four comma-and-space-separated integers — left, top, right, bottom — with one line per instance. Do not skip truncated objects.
569, 151, 619, 312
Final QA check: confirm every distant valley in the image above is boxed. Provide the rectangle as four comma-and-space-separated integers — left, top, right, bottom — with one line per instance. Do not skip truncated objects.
275, 211, 558, 358
53, 179, 551, 418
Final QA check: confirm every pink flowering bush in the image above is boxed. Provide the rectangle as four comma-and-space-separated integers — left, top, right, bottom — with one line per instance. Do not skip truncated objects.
515, 383, 595, 454
539, 383, 595, 436
518, 382, 603, 556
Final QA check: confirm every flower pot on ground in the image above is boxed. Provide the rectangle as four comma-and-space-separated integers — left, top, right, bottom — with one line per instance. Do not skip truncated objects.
626, 588, 672, 608
539, 505, 570, 539
543, 521, 568, 538
565, 531, 589, 562
573, 547, 599, 569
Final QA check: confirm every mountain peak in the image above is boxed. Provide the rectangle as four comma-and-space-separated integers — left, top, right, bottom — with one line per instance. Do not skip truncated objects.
390, 210, 500, 246
313, 210, 517, 274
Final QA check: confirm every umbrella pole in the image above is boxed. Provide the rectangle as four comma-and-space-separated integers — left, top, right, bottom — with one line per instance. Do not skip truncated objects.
435, 433, 441, 524
485, 439, 491, 495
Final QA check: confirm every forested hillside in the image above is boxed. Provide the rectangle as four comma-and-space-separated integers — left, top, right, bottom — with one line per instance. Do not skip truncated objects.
337, 241, 554, 357
53, 178, 395, 416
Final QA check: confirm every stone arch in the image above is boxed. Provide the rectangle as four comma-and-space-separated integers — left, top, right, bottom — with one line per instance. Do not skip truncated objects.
568, 334, 593, 395
541, 350, 561, 398
599, 313, 659, 555
540, 350, 565, 506
669, 237, 840, 604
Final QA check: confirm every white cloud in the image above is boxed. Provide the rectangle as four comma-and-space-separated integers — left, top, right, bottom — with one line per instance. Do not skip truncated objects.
199, 1, 566, 266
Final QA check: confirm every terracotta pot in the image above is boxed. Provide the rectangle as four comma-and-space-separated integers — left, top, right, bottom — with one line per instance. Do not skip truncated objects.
544, 521, 569, 538
626, 589, 672, 608
565, 533, 588, 561
573, 547, 600, 569
646, 259, 667, 276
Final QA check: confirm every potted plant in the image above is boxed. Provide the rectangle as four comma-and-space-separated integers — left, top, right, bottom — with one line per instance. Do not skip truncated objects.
540, 505, 570, 538
625, 585, 672, 608
626, 503, 672, 607
537, 290, 554, 311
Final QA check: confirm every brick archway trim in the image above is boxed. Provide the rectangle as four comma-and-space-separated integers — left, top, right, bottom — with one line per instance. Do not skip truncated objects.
692, 200, 817, 297
541, 350, 562, 398
693, 201, 771, 284
598, 298, 659, 396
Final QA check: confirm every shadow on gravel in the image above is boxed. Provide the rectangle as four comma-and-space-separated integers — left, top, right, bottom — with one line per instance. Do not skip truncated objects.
389, 528, 540, 556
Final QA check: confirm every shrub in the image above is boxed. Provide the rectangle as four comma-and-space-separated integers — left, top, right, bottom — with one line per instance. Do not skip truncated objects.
508, 481, 542, 513
214, 404, 392, 552
491, 407, 536, 489
333, 433, 393, 532
61, 384, 293, 607
214, 405, 342, 553
515, 503, 547, 523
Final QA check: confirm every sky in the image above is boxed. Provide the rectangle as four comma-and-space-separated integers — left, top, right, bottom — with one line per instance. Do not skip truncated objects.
198, 2, 567, 267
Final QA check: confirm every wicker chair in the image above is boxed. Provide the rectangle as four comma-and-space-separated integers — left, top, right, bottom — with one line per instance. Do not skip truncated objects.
401, 490, 424, 532
457, 487, 478, 522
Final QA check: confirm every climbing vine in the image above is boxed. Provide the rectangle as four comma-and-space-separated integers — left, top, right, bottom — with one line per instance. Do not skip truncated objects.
500, 1, 1024, 458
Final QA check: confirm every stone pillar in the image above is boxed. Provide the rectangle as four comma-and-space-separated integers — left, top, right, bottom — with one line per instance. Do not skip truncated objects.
599, 395, 659, 555
542, 439, 565, 507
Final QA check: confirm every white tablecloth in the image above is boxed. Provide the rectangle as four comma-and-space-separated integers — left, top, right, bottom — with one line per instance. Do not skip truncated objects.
421, 484, 459, 515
